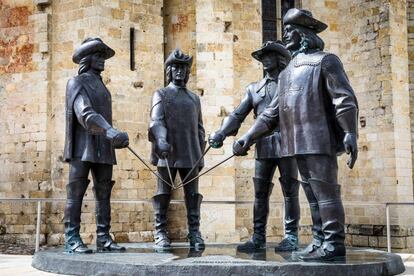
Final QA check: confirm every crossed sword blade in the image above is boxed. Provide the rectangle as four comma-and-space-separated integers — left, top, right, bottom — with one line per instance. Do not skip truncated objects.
163, 156, 175, 189
127, 145, 234, 190
174, 152, 234, 190
178, 145, 211, 186
127, 146, 175, 189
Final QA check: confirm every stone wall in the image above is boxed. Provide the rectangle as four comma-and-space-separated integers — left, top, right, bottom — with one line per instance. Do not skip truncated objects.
234, 0, 414, 249
231, 0, 282, 242
45, 0, 165, 244
163, 0, 196, 88
0, 0, 165, 245
409, 0, 414, 207
318, 0, 414, 250
194, 0, 240, 242
0, 0, 50, 244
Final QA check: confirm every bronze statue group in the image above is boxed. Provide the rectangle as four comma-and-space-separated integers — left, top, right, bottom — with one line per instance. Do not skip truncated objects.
63, 9, 358, 262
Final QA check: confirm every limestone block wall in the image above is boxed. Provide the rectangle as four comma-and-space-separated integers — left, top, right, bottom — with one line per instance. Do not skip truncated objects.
0, 0, 51, 244
163, 0, 197, 88
410, 0, 414, 195
0, 0, 165, 245
328, 0, 413, 249
44, 0, 165, 244
194, 0, 239, 242
159, 0, 242, 242
342, 0, 412, 221
231, 0, 277, 241
335, 0, 388, 223
233, 0, 414, 249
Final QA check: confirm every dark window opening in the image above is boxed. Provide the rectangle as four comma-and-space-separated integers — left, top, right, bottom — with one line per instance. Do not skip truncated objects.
282, 0, 295, 18
281, 0, 296, 37
262, 0, 277, 42
261, 0, 297, 42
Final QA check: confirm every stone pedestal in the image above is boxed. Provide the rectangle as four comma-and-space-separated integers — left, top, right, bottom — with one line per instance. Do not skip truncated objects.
32, 243, 405, 276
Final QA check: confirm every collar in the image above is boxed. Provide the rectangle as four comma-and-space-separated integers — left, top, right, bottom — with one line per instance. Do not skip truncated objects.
84, 71, 102, 81
168, 82, 187, 91
254, 78, 268, 94
264, 75, 277, 82
292, 47, 320, 58
169, 82, 186, 89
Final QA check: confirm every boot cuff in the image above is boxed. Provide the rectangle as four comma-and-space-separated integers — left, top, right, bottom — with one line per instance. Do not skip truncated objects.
253, 177, 274, 197
152, 193, 171, 210
279, 176, 300, 197
185, 193, 203, 206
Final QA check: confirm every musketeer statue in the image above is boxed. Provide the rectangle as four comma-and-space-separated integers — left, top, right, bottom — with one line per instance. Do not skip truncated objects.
148, 49, 206, 249
209, 41, 301, 252
63, 38, 129, 253
232, 9, 358, 261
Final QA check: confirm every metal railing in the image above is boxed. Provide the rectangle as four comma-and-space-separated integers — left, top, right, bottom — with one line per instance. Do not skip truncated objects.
0, 198, 410, 253
0, 197, 285, 252
385, 202, 414, 253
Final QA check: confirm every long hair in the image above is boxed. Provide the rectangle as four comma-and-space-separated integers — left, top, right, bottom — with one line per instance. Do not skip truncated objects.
278, 55, 288, 71
165, 64, 191, 84
78, 55, 92, 75
292, 24, 325, 52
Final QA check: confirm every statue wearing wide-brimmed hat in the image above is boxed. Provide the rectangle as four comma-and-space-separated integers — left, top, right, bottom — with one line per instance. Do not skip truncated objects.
63, 37, 129, 253
148, 49, 206, 250
233, 8, 358, 261
209, 40, 300, 253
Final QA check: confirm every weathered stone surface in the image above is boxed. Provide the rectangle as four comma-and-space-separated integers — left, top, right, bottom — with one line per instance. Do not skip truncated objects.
32, 243, 405, 276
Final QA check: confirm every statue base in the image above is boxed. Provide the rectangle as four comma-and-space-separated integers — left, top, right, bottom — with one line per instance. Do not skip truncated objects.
32, 243, 405, 276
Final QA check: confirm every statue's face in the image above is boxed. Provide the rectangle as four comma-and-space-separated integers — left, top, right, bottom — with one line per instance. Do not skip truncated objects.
261, 52, 280, 72
90, 52, 106, 72
171, 63, 188, 82
283, 24, 302, 51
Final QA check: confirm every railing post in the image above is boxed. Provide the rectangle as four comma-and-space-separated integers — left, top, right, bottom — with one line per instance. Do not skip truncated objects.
386, 204, 391, 253
35, 201, 41, 253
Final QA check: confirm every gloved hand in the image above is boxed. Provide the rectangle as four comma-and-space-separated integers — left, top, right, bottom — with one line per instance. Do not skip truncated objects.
106, 127, 129, 149
155, 139, 172, 158
343, 132, 358, 169
232, 135, 252, 156
208, 131, 225, 148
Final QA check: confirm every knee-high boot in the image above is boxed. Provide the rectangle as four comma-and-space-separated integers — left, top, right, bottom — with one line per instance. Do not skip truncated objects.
237, 177, 273, 252
292, 180, 324, 258
185, 193, 205, 249
300, 179, 345, 261
94, 180, 125, 252
275, 176, 300, 252
152, 193, 171, 248
64, 179, 92, 254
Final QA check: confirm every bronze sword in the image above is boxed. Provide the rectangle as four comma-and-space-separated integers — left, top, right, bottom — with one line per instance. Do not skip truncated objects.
127, 146, 175, 189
